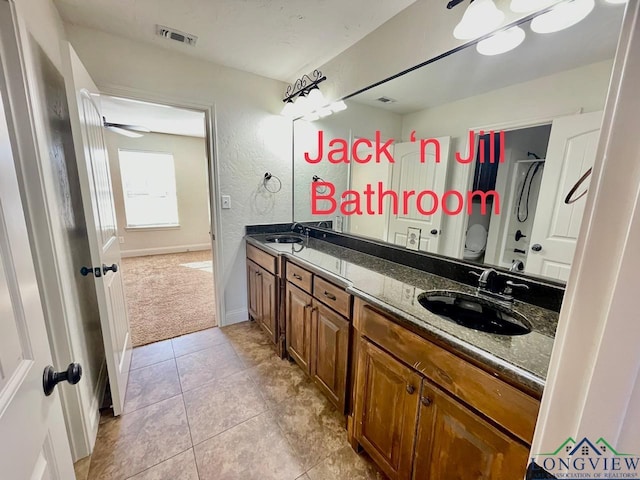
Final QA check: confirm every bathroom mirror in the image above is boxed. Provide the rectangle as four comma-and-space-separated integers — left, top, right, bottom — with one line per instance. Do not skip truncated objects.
292, 1, 625, 283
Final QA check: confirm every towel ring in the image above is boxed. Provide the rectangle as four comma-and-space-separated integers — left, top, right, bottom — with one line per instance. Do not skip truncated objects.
312, 175, 328, 194
564, 167, 592, 204
263, 172, 282, 193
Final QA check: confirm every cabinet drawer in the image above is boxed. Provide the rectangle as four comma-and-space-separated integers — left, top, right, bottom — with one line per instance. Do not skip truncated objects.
246, 243, 277, 274
286, 262, 313, 293
313, 276, 351, 318
354, 298, 540, 445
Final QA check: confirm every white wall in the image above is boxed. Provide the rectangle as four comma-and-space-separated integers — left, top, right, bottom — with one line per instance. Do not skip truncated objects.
402, 59, 613, 257
532, 0, 640, 459
105, 131, 211, 257
65, 24, 292, 325
10, 0, 106, 461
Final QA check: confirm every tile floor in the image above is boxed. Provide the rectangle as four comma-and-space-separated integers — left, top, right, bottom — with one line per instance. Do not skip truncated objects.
75, 321, 385, 480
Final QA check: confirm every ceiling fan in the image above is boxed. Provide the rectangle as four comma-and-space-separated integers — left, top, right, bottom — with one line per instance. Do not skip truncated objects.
102, 116, 151, 138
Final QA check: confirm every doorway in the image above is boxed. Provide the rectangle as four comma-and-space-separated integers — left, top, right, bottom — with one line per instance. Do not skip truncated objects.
101, 95, 217, 346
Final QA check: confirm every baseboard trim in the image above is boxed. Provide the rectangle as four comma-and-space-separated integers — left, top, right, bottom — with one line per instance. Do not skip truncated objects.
120, 244, 211, 258
87, 361, 108, 452
224, 308, 249, 326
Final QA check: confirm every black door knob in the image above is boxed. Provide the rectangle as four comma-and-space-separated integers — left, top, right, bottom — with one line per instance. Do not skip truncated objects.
531, 244, 543, 252
80, 266, 101, 277
430, 229, 438, 235
80, 266, 93, 276
43, 363, 83, 396
102, 263, 118, 274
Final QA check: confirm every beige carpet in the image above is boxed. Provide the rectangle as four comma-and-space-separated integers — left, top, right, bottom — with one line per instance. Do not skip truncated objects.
121, 250, 216, 346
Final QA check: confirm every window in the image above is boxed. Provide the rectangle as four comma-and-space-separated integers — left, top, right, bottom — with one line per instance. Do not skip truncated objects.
118, 150, 179, 228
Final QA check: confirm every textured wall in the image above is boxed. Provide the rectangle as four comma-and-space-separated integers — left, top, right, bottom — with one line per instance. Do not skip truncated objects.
105, 130, 211, 256
65, 24, 292, 324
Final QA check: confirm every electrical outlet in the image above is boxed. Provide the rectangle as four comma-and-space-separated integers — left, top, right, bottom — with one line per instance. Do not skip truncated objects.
221, 195, 231, 209
118, 236, 125, 244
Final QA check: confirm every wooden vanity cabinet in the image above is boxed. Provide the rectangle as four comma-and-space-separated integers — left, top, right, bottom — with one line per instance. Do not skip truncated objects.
310, 301, 349, 409
351, 298, 538, 480
286, 283, 313, 372
246, 260, 261, 321
412, 380, 530, 480
285, 259, 352, 412
246, 243, 279, 345
354, 338, 421, 480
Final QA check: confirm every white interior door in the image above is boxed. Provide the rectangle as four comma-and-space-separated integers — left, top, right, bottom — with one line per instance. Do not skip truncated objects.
0, 87, 74, 479
73, 83, 132, 415
526, 111, 603, 281
387, 138, 450, 253
348, 142, 391, 241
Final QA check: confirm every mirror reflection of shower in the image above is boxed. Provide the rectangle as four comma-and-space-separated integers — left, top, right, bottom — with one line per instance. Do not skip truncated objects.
464, 124, 552, 270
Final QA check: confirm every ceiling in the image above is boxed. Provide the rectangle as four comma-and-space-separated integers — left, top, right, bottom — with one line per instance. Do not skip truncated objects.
54, 0, 416, 82
101, 96, 206, 137
351, 1, 625, 114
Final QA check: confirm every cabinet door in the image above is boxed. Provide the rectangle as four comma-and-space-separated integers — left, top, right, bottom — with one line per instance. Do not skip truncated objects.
246, 260, 261, 323
354, 338, 421, 480
413, 380, 529, 480
286, 283, 312, 373
260, 271, 277, 344
311, 301, 349, 411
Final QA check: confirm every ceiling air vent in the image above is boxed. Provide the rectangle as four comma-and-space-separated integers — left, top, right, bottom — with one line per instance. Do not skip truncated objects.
376, 96, 397, 104
156, 25, 198, 46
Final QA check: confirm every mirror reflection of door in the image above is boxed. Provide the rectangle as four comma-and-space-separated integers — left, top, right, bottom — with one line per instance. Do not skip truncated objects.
348, 140, 391, 240
386, 137, 450, 254
526, 111, 602, 281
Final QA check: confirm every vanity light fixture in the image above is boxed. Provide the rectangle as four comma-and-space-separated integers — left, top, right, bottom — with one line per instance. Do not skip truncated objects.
531, 0, 595, 34
477, 26, 526, 55
330, 100, 347, 112
453, 0, 505, 40
509, 0, 556, 13
281, 69, 327, 118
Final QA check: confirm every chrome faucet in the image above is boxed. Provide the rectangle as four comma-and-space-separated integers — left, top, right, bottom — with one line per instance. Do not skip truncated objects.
470, 268, 529, 307
509, 260, 524, 272
317, 221, 329, 228
471, 268, 498, 291
291, 222, 304, 233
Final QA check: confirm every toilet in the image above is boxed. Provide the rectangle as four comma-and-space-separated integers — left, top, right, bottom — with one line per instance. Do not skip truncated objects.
463, 224, 488, 261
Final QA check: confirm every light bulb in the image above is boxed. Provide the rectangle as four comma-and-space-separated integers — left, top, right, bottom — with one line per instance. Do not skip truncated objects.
295, 94, 311, 115
510, 0, 556, 13
531, 0, 595, 34
453, 0, 505, 40
477, 26, 526, 55
330, 100, 347, 112
307, 88, 326, 109
281, 101, 295, 117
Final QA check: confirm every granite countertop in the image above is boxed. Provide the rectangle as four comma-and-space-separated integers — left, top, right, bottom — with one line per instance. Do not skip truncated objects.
246, 234, 558, 396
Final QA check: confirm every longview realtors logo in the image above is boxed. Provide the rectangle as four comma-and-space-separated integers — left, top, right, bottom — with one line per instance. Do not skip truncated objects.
529, 437, 639, 479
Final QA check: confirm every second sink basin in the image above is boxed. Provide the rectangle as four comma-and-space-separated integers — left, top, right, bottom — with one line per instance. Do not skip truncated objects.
417, 290, 532, 336
265, 234, 304, 244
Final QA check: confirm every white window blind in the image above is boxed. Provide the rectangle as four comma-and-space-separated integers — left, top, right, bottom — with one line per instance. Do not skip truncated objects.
118, 150, 179, 228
